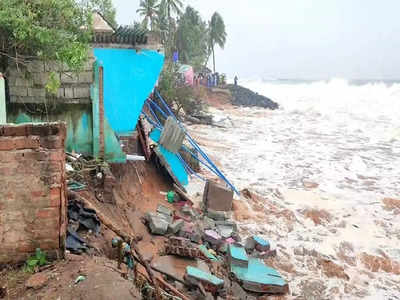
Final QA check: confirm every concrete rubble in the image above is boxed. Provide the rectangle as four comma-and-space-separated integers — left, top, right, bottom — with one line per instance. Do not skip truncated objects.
203, 181, 234, 212
141, 181, 289, 299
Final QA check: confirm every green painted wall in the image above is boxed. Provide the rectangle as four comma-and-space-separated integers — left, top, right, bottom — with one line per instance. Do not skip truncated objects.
8, 104, 93, 155
7, 103, 126, 163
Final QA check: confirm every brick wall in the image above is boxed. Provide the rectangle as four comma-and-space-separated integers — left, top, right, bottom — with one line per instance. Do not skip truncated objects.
6, 50, 95, 104
0, 122, 67, 265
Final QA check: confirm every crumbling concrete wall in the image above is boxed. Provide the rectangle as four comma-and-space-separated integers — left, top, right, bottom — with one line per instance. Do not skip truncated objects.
0, 122, 67, 265
6, 51, 95, 104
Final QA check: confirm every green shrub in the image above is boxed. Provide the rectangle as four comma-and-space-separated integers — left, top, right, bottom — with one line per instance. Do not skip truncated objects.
24, 248, 47, 273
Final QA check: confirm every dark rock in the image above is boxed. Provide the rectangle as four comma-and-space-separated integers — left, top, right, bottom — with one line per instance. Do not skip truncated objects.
226, 84, 279, 110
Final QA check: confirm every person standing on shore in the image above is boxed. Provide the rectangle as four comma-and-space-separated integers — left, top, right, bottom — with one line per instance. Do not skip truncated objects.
234, 75, 238, 86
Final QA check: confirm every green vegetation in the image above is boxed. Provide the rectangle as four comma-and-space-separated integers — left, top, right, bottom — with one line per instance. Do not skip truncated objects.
79, 0, 118, 28
0, 0, 93, 72
0, 0, 227, 114
208, 12, 227, 73
157, 62, 205, 116
176, 6, 209, 70
136, 0, 159, 31
136, 0, 227, 71
136, 1, 227, 116
24, 248, 47, 273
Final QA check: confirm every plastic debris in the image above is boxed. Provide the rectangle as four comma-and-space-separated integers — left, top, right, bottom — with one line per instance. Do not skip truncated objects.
167, 191, 175, 203
74, 275, 86, 284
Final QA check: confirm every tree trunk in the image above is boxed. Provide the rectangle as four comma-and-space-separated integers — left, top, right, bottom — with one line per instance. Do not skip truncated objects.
212, 44, 216, 73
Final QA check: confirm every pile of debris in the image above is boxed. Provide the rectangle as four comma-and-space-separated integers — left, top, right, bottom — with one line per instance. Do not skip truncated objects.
66, 193, 101, 254
66, 152, 116, 203
143, 181, 289, 299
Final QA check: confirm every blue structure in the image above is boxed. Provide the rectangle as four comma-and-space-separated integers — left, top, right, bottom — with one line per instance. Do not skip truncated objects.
8, 48, 164, 163
253, 236, 270, 248
228, 244, 287, 293
230, 258, 287, 290
144, 92, 239, 194
229, 244, 249, 264
94, 48, 164, 135
186, 266, 224, 286
150, 128, 189, 187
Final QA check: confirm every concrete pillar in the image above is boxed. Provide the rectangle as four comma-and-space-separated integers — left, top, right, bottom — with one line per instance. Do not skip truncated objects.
0, 73, 6, 123
91, 61, 100, 158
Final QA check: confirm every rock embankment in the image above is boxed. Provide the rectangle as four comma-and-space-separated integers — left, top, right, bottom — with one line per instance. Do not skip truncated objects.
226, 84, 279, 110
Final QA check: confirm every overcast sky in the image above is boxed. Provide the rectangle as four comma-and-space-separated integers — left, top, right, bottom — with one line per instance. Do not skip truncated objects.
113, 0, 400, 80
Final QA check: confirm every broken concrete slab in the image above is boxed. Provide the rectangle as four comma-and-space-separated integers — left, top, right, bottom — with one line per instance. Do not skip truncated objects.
152, 255, 209, 283
217, 224, 234, 239
202, 216, 216, 230
229, 252, 288, 295
148, 214, 169, 235
245, 236, 270, 253
168, 219, 184, 234
203, 181, 233, 211
228, 244, 249, 268
207, 209, 230, 221
157, 204, 173, 217
146, 211, 173, 224
215, 220, 238, 231
177, 223, 201, 244
181, 205, 196, 218
203, 230, 222, 246
190, 229, 202, 244
245, 237, 256, 251
253, 236, 270, 252
185, 266, 224, 293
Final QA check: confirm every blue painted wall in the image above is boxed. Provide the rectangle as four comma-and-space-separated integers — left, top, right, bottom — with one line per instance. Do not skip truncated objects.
94, 48, 164, 135
150, 128, 189, 187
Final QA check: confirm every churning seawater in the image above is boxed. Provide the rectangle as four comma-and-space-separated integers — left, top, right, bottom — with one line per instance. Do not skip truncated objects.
188, 78, 400, 299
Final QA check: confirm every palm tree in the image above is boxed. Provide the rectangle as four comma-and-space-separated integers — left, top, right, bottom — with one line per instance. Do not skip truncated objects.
208, 12, 227, 73
136, 0, 159, 31
160, 0, 183, 21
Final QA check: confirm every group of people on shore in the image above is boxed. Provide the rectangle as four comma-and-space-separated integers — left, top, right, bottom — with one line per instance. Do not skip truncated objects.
194, 72, 223, 88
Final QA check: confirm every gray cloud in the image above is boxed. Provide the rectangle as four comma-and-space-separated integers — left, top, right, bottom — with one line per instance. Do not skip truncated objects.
113, 0, 400, 80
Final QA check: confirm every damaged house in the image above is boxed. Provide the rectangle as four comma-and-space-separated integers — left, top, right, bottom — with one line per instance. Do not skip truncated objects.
0, 13, 166, 265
